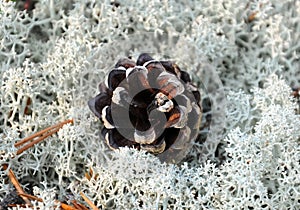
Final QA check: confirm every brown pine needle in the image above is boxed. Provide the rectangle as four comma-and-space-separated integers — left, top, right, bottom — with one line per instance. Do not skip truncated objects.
248, 11, 258, 22
71, 200, 89, 210
18, 193, 43, 202
71, 200, 83, 210
2, 119, 75, 208
15, 119, 73, 147
85, 167, 99, 181
85, 167, 93, 180
77, 203, 90, 210
7, 168, 31, 206
84, 171, 91, 180
16, 126, 60, 155
80, 192, 99, 210
14, 119, 74, 155
7, 204, 28, 208
61, 202, 79, 210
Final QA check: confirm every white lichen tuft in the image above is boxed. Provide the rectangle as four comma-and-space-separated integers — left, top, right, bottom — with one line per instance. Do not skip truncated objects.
0, 0, 299, 209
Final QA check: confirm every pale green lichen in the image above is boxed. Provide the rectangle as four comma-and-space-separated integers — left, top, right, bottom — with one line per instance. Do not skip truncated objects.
0, 0, 299, 209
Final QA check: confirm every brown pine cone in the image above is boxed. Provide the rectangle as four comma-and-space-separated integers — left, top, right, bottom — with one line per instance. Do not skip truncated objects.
88, 53, 202, 162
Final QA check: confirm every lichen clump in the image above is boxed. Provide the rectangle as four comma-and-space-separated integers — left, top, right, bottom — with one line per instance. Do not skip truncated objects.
0, 0, 300, 209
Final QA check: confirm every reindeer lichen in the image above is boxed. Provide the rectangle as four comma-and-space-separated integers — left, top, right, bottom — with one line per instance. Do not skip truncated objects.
0, 0, 299, 209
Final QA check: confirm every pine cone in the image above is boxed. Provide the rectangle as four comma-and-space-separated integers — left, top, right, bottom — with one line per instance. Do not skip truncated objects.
88, 53, 202, 162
